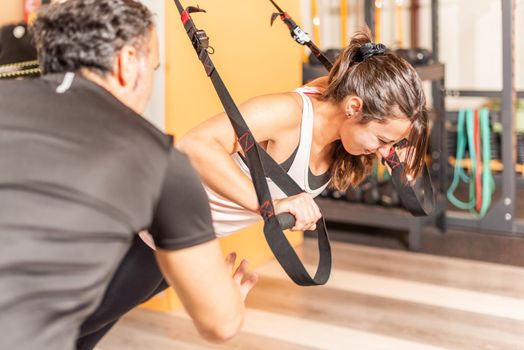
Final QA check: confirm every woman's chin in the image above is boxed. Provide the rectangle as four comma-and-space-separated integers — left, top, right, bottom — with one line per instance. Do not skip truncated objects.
354, 149, 369, 156
342, 143, 365, 156
346, 149, 362, 156
346, 148, 374, 157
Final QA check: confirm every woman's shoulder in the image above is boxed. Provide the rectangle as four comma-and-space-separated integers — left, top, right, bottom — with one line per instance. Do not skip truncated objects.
244, 91, 302, 106
240, 92, 304, 125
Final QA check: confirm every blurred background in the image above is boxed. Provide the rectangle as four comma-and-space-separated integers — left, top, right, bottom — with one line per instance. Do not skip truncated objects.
1, 1, 523, 349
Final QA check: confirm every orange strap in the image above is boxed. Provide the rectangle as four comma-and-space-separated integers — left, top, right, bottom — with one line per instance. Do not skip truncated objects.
474, 109, 482, 211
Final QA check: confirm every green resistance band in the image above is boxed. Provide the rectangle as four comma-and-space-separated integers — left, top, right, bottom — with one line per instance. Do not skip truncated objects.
447, 109, 475, 209
447, 108, 495, 217
466, 108, 477, 212
478, 108, 495, 218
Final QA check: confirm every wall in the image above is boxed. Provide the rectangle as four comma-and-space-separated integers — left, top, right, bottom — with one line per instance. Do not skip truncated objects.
164, 0, 303, 136
140, 0, 166, 131
439, 0, 523, 109
0, 2, 23, 26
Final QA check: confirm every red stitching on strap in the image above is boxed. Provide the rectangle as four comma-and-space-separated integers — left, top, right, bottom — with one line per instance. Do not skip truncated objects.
260, 200, 274, 220
181, 11, 190, 24
385, 147, 400, 169
238, 132, 255, 152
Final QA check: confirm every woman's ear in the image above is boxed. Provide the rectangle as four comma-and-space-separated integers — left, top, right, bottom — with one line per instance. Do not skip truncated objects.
345, 96, 363, 118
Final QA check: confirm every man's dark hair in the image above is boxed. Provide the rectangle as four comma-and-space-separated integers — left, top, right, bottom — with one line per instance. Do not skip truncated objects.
32, 0, 154, 75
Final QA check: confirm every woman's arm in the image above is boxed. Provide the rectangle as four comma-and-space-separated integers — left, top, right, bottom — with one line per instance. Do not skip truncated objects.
177, 93, 301, 213
178, 92, 322, 231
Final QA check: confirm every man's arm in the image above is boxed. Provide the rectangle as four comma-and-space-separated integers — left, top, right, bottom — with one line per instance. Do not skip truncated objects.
155, 243, 256, 342
149, 148, 257, 342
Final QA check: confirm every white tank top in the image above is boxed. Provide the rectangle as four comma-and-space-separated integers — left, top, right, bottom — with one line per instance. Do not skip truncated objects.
206, 87, 330, 236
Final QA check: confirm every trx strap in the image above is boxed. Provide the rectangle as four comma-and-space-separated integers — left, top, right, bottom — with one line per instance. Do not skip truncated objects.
172, 0, 331, 286
269, 0, 434, 217
269, 0, 333, 70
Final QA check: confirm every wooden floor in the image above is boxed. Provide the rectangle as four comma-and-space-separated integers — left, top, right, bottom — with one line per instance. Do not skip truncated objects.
97, 239, 524, 350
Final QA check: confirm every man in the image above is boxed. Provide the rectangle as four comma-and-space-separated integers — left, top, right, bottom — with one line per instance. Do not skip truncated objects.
0, 1, 257, 349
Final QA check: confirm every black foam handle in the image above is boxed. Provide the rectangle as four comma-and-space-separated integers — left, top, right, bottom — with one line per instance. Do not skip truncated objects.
276, 212, 296, 230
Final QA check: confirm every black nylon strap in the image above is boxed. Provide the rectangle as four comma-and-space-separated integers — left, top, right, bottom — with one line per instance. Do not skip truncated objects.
269, 0, 333, 71
269, 0, 434, 216
172, 0, 331, 286
382, 148, 435, 216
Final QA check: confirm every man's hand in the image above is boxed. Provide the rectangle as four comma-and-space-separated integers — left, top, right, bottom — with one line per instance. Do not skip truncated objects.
224, 252, 258, 301
155, 242, 254, 342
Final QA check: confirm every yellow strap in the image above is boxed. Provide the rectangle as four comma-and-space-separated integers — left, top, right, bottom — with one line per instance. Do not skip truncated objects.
374, 0, 382, 42
340, 0, 348, 47
0, 67, 41, 79
311, 0, 321, 46
0, 60, 39, 70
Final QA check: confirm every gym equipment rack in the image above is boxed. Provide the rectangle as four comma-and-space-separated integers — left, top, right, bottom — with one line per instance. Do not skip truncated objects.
317, 0, 524, 248
443, 0, 523, 234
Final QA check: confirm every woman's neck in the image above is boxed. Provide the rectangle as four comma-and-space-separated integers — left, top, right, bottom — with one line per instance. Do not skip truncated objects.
305, 76, 329, 89
308, 93, 345, 150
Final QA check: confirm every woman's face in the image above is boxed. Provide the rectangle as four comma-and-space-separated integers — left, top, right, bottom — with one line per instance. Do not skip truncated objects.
339, 114, 412, 158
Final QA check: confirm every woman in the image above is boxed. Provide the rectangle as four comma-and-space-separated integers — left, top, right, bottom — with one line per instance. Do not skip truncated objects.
77, 29, 429, 349
179, 30, 428, 234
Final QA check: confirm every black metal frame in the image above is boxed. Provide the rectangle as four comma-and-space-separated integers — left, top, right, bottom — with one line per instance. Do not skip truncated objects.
429, 0, 447, 233
446, 90, 524, 98
364, 0, 375, 37
445, 0, 523, 235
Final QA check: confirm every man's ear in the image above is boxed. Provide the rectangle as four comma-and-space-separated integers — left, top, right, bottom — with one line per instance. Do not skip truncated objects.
114, 45, 139, 88
344, 96, 363, 118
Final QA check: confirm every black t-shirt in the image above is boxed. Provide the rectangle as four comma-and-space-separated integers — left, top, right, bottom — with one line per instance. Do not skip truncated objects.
0, 73, 214, 350
151, 149, 215, 249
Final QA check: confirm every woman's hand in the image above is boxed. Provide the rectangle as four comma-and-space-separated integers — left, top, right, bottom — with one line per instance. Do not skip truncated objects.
273, 193, 322, 231
224, 252, 258, 301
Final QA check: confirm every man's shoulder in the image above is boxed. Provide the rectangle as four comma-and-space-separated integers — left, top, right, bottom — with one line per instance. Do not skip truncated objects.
167, 148, 196, 173
0, 77, 36, 92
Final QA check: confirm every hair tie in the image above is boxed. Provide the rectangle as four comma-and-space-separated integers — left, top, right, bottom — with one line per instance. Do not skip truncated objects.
358, 43, 387, 61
